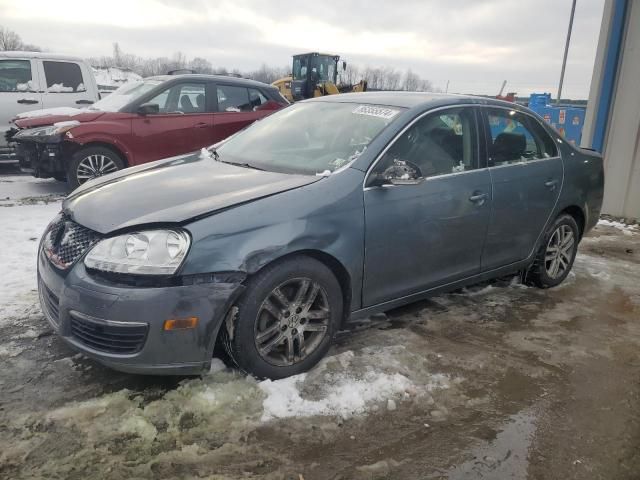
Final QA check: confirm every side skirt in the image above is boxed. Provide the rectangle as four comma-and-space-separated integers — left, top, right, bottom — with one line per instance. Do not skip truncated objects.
348, 258, 533, 322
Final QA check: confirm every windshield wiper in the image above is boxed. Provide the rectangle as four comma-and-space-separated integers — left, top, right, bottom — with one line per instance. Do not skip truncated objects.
220, 160, 265, 171
208, 146, 263, 170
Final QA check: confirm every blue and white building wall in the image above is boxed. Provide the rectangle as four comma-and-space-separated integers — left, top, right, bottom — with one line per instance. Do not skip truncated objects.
582, 0, 640, 219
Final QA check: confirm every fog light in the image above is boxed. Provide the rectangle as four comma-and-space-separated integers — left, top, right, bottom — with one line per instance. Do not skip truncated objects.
163, 317, 199, 330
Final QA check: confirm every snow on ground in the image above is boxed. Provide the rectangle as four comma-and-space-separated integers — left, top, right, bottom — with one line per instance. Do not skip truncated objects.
597, 218, 638, 235
2, 174, 639, 478
0, 175, 68, 203
0, 202, 61, 324
259, 349, 450, 420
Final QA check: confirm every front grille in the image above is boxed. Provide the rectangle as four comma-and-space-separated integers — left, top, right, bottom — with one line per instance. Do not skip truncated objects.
43, 213, 102, 270
39, 281, 60, 327
69, 313, 148, 355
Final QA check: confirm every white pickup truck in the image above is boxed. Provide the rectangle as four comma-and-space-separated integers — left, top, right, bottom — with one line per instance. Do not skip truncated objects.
0, 51, 100, 163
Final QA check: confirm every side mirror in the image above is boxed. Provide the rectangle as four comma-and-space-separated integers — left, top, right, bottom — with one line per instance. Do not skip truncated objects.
137, 102, 160, 115
368, 160, 424, 187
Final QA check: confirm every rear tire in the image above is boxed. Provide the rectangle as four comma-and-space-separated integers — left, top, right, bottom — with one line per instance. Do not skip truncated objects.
67, 146, 124, 190
222, 256, 343, 379
526, 214, 579, 288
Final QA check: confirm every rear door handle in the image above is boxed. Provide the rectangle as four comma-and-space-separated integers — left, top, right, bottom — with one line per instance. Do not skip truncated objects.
468, 192, 487, 205
544, 179, 558, 190
194, 122, 208, 128
76, 99, 94, 105
17, 99, 39, 104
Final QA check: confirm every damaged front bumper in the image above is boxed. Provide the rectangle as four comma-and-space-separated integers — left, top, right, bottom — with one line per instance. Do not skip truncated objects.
38, 246, 245, 375
16, 140, 65, 178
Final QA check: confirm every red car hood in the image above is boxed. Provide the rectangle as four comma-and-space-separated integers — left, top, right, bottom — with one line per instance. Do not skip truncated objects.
14, 111, 106, 128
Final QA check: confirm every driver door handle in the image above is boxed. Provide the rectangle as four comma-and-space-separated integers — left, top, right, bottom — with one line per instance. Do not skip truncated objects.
545, 179, 558, 190
469, 192, 487, 205
194, 122, 208, 128
17, 99, 39, 104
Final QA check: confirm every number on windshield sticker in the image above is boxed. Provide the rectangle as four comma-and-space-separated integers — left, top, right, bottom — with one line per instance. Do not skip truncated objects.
352, 105, 400, 119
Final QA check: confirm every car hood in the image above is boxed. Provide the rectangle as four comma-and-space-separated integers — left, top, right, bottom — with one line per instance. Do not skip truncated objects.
14, 110, 106, 128
63, 153, 322, 234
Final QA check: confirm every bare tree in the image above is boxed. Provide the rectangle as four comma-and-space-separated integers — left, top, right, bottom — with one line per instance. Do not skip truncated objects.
0, 26, 26, 51
189, 57, 213, 74
340, 63, 360, 86
247, 64, 289, 84
402, 69, 421, 91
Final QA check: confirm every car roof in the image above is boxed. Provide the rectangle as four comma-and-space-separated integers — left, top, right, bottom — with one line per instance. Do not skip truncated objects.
0, 51, 84, 62
309, 91, 521, 110
146, 74, 276, 89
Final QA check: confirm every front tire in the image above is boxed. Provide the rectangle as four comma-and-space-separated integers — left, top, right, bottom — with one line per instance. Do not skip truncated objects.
67, 146, 124, 190
223, 256, 343, 379
526, 214, 580, 288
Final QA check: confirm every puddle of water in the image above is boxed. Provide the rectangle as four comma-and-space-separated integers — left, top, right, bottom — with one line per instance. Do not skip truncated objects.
446, 410, 537, 479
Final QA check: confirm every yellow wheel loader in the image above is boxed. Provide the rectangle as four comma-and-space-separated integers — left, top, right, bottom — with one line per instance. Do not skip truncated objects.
272, 52, 367, 102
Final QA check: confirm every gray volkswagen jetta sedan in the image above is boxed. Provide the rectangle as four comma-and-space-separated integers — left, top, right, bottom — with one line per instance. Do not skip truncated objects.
38, 92, 604, 379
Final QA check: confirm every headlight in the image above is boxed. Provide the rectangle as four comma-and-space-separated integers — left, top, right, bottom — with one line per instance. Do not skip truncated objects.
14, 121, 79, 139
84, 229, 191, 275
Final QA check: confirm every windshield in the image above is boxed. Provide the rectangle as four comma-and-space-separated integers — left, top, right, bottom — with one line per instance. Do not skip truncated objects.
292, 56, 337, 83
89, 80, 162, 112
216, 102, 404, 175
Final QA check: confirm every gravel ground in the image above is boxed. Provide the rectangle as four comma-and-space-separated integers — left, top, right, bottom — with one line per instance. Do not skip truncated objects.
0, 171, 638, 480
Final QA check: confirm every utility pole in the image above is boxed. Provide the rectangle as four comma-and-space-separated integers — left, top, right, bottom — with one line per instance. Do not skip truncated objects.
557, 0, 577, 105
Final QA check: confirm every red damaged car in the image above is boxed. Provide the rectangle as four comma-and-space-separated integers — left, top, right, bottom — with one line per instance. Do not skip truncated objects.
11, 74, 288, 188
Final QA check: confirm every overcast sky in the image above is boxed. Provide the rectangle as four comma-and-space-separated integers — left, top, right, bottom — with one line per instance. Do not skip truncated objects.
0, 0, 605, 98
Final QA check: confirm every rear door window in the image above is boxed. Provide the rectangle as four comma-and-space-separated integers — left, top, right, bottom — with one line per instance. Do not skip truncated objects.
485, 108, 558, 166
0, 59, 35, 92
42, 61, 86, 92
216, 85, 252, 112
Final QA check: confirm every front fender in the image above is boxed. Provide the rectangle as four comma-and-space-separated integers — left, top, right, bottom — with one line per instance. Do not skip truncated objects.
181, 168, 365, 311
66, 119, 134, 164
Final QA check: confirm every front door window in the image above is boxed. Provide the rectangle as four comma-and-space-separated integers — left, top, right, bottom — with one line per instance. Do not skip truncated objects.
369, 107, 479, 184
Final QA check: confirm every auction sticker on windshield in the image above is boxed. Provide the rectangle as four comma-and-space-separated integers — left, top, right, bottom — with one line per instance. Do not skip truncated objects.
352, 105, 400, 119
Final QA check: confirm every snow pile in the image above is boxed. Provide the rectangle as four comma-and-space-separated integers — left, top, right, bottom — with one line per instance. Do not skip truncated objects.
597, 219, 637, 235
0, 202, 60, 324
260, 369, 413, 420
91, 66, 142, 88
15, 107, 83, 119
259, 348, 451, 421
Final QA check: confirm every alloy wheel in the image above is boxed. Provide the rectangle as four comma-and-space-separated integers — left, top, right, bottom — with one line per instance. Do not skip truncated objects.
76, 154, 118, 184
544, 224, 575, 279
254, 277, 331, 367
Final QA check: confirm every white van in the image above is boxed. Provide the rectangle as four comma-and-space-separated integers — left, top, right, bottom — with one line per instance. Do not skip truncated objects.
0, 52, 100, 162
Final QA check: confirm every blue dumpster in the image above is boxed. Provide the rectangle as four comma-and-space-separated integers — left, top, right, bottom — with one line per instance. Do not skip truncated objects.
528, 93, 586, 146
